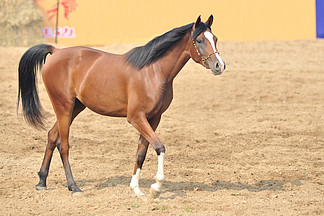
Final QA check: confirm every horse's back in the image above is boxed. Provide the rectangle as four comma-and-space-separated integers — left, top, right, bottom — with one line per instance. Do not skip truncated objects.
42, 46, 105, 79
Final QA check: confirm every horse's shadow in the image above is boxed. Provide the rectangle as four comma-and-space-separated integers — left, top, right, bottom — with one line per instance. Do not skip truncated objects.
76, 176, 302, 199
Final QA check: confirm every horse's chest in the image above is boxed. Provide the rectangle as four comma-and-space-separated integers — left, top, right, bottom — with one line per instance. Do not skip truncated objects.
145, 84, 173, 118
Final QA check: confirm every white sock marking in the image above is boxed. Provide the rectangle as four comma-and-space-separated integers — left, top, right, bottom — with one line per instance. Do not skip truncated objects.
130, 168, 144, 196
157, 152, 165, 180
151, 152, 165, 192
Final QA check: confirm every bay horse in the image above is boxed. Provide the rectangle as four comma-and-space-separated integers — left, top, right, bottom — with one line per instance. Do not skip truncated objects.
17, 15, 225, 197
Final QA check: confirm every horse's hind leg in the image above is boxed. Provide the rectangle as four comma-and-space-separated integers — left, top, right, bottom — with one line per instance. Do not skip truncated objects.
36, 122, 59, 190
55, 99, 85, 152
36, 99, 85, 191
55, 99, 85, 193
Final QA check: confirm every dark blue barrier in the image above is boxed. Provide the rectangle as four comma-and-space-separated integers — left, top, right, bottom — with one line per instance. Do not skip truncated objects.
316, 0, 324, 38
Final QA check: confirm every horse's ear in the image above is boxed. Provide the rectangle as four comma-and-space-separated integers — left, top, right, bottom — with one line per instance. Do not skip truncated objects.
194, 15, 201, 29
206, 14, 213, 27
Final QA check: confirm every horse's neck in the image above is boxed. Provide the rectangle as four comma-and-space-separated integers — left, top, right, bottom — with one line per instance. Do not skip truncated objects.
158, 34, 191, 83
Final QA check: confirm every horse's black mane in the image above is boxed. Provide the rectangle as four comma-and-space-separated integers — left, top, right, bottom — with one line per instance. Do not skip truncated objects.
126, 22, 210, 69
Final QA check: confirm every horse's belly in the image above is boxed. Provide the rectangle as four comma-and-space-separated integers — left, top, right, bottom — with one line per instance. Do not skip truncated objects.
76, 80, 128, 117
78, 94, 128, 117
87, 105, 127, 117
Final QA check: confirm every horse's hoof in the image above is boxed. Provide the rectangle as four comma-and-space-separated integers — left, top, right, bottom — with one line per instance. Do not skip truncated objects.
72, 186, 83, 193
130, 186, 145, 197
72, 190, 83, 196
35, 184, 47, 191
72, 187, 83, 196
150, 186, 161, 198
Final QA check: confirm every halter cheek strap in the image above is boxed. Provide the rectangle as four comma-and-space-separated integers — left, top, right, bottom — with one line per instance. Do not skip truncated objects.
191, 31, 219, 68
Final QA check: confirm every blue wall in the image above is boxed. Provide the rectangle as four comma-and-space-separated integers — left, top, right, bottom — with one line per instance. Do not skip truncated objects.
317, 0, 324, 38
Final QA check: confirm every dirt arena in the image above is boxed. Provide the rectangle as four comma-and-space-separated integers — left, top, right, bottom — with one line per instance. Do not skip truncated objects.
0, 40, 323, 215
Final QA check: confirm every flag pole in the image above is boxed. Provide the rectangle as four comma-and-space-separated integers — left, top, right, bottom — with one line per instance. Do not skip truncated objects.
55, 0, 60, 44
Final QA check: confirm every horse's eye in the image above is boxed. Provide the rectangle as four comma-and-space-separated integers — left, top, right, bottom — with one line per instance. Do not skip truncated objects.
197, 39, 202, 44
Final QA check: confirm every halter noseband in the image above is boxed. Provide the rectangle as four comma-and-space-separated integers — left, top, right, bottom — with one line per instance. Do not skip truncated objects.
191, 31, 218, 68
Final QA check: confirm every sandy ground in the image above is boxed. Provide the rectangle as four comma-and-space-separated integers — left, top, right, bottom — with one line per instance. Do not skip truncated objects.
0, 40, 324, 215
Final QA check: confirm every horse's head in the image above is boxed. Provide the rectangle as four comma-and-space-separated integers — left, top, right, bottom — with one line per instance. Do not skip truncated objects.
189, 15, 226, 76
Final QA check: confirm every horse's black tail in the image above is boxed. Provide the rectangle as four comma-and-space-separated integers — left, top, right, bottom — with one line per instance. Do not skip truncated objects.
17, 44, 55, 129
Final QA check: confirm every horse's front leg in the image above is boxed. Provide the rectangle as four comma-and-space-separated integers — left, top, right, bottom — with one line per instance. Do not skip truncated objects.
130, 135, 148, 196
128, 114, 165, 197
150, 151, 165, 198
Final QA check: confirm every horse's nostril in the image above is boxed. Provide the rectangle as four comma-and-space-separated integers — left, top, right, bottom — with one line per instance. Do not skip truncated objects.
216, 62, 220, 69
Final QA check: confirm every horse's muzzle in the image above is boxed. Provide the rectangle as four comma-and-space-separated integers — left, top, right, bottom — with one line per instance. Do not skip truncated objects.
213, 62, 226, 75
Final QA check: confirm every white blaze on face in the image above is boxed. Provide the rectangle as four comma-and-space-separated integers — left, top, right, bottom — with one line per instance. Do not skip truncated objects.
204, 31, 225, 67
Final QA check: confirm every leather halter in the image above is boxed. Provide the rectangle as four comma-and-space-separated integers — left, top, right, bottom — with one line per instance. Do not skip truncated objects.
191, 31, 218, 68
